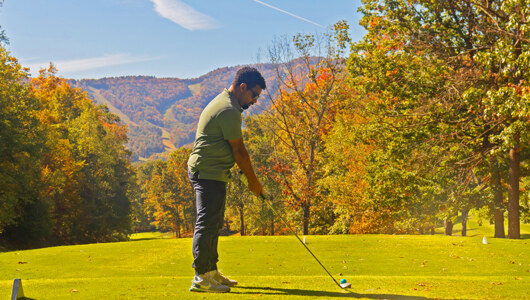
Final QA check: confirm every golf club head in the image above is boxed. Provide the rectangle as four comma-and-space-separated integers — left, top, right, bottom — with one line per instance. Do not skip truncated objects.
340, 282, 352, 289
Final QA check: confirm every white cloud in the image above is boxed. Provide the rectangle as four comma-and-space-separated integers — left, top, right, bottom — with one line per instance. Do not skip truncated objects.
253, 0, 324, 28
24, 53, 156, 74
149, 0, 221, 31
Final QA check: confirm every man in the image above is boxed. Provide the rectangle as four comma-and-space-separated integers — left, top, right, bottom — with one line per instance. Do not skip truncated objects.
187, 67, 265, 293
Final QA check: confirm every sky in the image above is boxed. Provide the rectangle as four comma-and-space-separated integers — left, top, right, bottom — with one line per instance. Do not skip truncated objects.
1, 0, 364, 80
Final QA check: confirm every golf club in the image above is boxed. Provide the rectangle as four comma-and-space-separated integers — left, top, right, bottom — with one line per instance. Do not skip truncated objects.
239, 174, 352, 290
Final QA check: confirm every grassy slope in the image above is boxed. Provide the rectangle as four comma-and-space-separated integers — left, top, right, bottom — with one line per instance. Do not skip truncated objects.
87, 87, 136, 126
1, 222, 529, 299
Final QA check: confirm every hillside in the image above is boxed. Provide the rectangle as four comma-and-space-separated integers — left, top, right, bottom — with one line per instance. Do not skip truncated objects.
71, 64, 279, 161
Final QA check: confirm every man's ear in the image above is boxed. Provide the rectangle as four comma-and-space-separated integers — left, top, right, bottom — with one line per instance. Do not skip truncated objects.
239, 83, 247, 92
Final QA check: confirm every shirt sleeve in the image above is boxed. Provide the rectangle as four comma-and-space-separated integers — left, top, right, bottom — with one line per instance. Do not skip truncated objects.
217, 109, 242, 140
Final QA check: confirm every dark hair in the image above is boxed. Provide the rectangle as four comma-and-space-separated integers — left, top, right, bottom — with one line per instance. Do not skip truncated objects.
232, 66, 266, 90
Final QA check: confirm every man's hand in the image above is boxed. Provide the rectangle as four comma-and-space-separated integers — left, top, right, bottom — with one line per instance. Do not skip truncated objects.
228, 138, 263, 196
247, 175, 263, 196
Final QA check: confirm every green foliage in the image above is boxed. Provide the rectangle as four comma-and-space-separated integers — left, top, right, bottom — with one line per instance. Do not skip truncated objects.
347, 0, 529, 234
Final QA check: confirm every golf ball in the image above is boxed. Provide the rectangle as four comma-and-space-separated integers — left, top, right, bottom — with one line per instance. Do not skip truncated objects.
340, 278, 347, 284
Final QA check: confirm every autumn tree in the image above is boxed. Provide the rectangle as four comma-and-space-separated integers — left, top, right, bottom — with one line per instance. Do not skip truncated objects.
142, 148, 195, 237
224, 115, 286, 236
320, 108, 376, 233
225, 168, 253, 236
0, 45, 46, 242
30, 66, 135, 243
132, 161, 158, 232
167, 148, 196, 236
0, 56, 135, 248
262, 22, 351, 234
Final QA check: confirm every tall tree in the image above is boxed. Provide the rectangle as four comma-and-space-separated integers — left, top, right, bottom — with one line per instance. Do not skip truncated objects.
31, 66, 134, 243
225, 115, 286, 236
321, 111, 375, 233
142, 148, 195, 237
0, 46, 45, 240
350, 0, 529, 237
167, 148, 195, 236
263, 22, 351, 234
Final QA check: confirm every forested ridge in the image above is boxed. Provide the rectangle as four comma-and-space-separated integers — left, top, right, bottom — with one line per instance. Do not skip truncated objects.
71, 64, 280, 161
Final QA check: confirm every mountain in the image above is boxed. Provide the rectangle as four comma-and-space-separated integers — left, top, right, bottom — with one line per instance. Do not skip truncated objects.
71, 64, 279, 161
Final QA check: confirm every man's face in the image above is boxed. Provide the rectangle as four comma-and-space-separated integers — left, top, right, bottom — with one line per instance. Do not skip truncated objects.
241, 84, 262, 110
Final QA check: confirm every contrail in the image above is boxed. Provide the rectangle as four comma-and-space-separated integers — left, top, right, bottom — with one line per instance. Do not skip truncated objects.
253, 0, 325, 28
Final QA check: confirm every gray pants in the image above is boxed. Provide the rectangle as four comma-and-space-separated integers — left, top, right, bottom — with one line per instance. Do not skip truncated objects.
189, 171, 227, 276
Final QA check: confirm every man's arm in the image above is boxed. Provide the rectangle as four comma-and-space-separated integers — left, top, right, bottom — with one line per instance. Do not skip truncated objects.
228, 138, 263, 196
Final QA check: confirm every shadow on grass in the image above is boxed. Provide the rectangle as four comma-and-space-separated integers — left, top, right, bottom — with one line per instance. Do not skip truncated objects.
128, 234, 180, 242
233, 286, 436, 299
128, 237, 162, 242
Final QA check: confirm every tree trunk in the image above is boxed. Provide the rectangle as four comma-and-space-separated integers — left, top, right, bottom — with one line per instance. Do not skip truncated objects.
175, 207, 181, 238
461, 210, 469, 237
491, 160, 505, 238
238, 204, 245, 236
270, 214, 274, 235
507, 141, 520, 239
261, 201, 266, 235
444, 219, 453, 236
303, 201, 310, 235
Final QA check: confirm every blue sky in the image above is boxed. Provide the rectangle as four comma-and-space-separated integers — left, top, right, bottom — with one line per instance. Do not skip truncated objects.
1, 0, 364, 79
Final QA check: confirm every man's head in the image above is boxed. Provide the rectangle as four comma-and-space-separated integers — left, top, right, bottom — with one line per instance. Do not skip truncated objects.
230, 67, 266, 110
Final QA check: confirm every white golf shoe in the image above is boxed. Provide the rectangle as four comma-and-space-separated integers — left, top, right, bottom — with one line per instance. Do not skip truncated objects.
212, 270, 238, 287
189, 271, 230, 293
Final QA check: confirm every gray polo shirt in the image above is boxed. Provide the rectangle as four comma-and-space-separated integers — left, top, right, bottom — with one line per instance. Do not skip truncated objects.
187, 89, 243, 182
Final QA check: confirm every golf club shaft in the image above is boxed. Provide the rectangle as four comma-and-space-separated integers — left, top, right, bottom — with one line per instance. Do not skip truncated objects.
259, 193, 342, 288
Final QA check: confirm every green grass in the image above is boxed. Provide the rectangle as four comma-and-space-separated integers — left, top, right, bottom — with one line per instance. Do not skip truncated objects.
1, 225, 529, 299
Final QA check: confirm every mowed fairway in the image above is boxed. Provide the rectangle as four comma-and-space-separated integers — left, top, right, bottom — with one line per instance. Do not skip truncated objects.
1, 223, 529, 299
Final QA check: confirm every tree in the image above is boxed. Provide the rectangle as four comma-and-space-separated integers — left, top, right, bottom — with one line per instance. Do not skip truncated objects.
31, 66, 134, 244
262, 22, 351, 234
349, 0, 529, 237
0, 46, 45, 242
131, 161, 158, 232
225, 115, 286, 236
321, 112, 375, 234
166, 148, 195, 236
142, 148, 195, 237
226, 168, 252, 236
